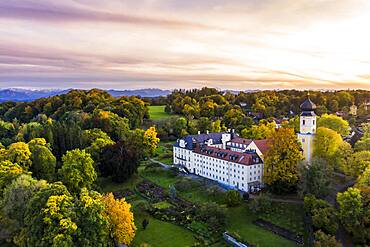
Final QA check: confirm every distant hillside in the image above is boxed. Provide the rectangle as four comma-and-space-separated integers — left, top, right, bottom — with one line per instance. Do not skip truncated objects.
107, 89, 171, 98
0, 88, 171, 102
0, 88, 71, 102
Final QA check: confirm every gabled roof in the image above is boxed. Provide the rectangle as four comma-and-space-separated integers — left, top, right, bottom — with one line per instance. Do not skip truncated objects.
193, 145, 262, 166
252, 139, 271, 155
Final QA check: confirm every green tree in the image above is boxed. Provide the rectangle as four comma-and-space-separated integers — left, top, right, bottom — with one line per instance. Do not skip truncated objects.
356, 166, 370, 188
225, 190, 242, 207
28, 138, 56, 181
24, 182, 75, 247
74, 188, 110, 246
264, 128, 303, 193
241, 122, 276, 139
0, 160, 25, 195
317, 114, 350, 136
314, 230, 341, 247
313, 127, 344, 167
337, 187, 369, 244
298, 158, 333, 199
58, 149, 97, 193
0, 174, 47, 244
342, 151, 370, 178
249, 193, 272, 214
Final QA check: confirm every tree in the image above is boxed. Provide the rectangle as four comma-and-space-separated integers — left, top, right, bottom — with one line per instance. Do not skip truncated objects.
6, 142, 32, 169
317, 114, 350, 136
241, 122, 276, 140
24, 182, 75, 247
0, 160, 25, 195
356, 166, 370, 188
101, 193, 136, 246
168, 185, 177, 199
304, 195, 338, 234
341, 151, 370, 178
337, 187, 369, 244
99, 130, 149, 182
28, 138, 56, 181
298, 158, 333, 199
249, 193, 272, 214
313, 127, 343, 167
355, 123, 370, 151
314, 230, 341, 247
1, 174, 47, 244
264, 128, 303, 193
354, 137, 370, 151
58, 149, 97, 193
143, 127, 160, 156
312, 206, 338, 234
225, 190, 242, 207
74, 188, 110, 246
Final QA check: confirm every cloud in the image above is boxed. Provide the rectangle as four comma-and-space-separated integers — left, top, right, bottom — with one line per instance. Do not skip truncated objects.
0, 2, 214, 30
0, 0, 369, 90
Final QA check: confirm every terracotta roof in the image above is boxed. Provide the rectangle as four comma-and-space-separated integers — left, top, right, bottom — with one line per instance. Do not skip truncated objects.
229, 137, 253, 145
253, 139, 271, 155
193, 145, 261, 166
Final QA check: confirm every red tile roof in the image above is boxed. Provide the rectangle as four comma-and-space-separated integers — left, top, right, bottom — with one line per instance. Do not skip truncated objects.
193, 145, 261, 166
253, 139, 271, 155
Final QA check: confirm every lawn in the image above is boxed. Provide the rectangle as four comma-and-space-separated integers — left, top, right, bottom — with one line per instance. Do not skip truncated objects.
148, 105, 173, 120
132, 211, 196, 247
260, 202, 305, 235
226, 205, 298, 247
101, 161, 306, 247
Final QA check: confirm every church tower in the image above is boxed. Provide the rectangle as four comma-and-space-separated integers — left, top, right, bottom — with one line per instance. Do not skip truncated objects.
297, 94, 316, 162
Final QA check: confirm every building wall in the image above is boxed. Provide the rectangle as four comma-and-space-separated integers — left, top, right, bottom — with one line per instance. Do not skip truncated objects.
173, 146, 263, 192
297, 133, 314, 162
300, 116, 316, 134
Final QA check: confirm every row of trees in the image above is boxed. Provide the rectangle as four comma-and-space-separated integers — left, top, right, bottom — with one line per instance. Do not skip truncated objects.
160, 88, 369, 126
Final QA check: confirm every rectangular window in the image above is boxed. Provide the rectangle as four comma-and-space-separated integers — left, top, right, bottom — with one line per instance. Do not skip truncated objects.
303, 120, 306, 125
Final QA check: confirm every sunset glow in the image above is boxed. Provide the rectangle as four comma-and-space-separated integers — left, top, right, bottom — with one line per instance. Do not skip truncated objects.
0, 0, 370, 90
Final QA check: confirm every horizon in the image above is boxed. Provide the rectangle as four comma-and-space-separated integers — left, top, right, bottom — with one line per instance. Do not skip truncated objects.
1, 1, 370, 90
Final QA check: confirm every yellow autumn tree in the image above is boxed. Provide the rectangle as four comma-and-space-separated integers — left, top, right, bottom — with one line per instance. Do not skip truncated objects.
143, 126, 160, 156
264, 128, 303, 193
101, 193, 136, 246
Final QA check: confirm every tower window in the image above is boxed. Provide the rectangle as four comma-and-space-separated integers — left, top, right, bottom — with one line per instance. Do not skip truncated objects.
313, 120, 315, 125
302, 120, 305, 125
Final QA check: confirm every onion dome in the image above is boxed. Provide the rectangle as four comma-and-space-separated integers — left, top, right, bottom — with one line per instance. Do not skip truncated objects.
300, 97, 316, 111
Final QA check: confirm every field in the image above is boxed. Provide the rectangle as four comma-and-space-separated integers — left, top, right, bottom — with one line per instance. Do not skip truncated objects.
148, 105, 173, 120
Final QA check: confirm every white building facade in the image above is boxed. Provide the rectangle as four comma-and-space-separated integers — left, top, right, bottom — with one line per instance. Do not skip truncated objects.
173, 132, 267, 192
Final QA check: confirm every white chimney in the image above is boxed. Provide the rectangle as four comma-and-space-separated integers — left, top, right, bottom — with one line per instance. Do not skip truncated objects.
206, 130, 209, 134
198, 131, 201, 135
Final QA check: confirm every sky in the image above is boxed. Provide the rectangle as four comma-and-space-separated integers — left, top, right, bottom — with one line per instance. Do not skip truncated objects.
0, 0, 370, 90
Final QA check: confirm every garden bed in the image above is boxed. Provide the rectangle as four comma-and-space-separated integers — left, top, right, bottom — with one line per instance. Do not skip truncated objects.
254, 219, 304, 245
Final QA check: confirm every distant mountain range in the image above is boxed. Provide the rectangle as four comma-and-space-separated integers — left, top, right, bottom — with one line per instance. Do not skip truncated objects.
0, 88, 172, 102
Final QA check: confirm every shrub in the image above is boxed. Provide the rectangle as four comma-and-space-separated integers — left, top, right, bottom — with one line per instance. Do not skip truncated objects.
249, 193, 272, 214
314, 230, 341, 247
225, 190, 242, 207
